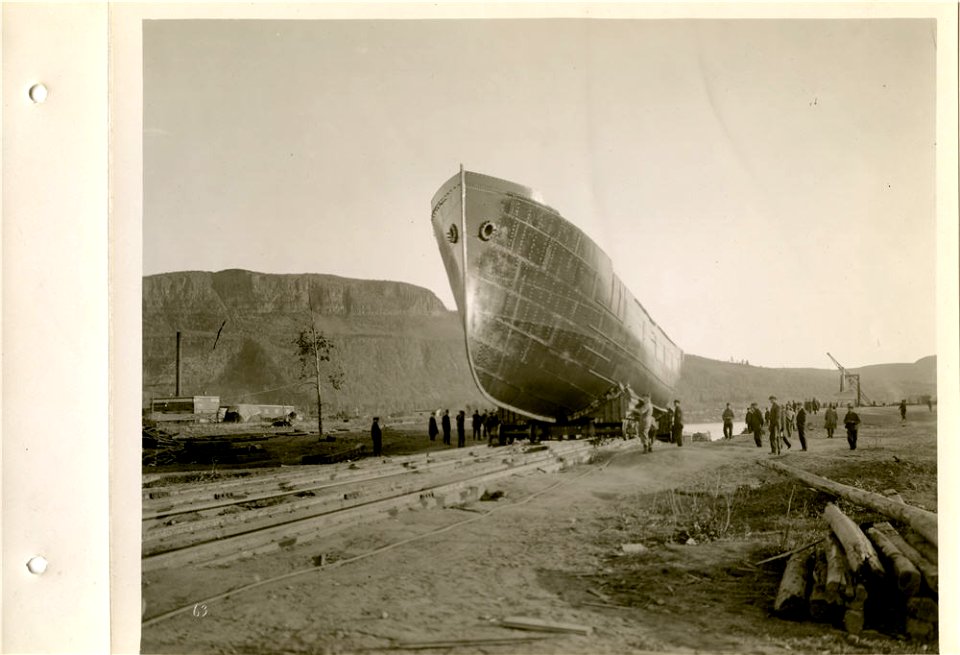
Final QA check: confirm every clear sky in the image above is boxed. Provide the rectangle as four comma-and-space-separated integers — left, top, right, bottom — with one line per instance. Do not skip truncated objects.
144, 17, 937, 369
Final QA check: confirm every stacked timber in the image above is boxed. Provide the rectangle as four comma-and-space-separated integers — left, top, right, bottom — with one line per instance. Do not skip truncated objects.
761, 462, 937, 642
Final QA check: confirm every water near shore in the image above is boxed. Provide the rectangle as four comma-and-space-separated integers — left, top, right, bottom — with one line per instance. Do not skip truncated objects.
685, 421, 747, 441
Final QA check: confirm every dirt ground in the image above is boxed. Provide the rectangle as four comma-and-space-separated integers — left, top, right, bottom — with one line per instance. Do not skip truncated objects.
142, 414, 471, 477
141, 405, 938, 654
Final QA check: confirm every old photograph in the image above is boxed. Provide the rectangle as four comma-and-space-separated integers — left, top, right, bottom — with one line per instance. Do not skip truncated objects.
139, 11, 945, 654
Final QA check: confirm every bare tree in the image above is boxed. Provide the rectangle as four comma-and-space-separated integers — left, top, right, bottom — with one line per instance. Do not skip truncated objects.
295, 323, 344, 436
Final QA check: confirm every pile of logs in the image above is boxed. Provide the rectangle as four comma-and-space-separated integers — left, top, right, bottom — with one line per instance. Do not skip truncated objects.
761, 461, 938, 641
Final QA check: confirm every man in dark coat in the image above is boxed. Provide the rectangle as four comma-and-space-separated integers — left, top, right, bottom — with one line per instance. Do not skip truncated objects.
371, 417, 382, 457
672, 399, 684, 447
428, 414, 439, 442
441, 409, 451, 445
661, 409, 674, 441
456, 410, 466, 447
488, 412, 501, 447
900, 399, 907, 421
824, 404, 838, 438
746, 402, 764, 448
722, 403, 735, 439
843, 404, 861, 450
796, 405, 808, 451
472, 410, 482, 440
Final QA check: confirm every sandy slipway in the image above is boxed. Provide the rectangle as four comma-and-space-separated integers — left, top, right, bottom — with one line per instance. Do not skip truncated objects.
142, 406, 938, 655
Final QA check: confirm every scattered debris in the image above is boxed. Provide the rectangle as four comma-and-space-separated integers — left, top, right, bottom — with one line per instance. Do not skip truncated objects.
301, 443, 365, 465
587, 588, 612, 602
480, 490, 505, 501
581, 601, 631, 611
447, 505, 485, 514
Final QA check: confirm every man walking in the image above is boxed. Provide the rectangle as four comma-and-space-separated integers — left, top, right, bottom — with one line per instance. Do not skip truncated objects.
768, 395, 782, 455
722, 403, 735, 439
899, 399, 907, 422
784, 403, 795, 439
843, 403, 861, 450
441, 409, 451, 445
796, 404, 808, 451
746, 402, 764, 448
672, 399, 684, 447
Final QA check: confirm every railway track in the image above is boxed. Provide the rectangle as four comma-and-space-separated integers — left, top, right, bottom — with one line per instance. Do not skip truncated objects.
142, 440, 610, 573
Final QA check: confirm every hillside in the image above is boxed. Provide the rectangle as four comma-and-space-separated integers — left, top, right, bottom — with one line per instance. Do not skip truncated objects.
675, 354, 936, 421
143, 270, 487, 415
143, 270, 936, 419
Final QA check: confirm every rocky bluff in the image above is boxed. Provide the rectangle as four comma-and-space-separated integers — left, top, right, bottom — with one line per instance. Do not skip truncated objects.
143, 269, 486, 415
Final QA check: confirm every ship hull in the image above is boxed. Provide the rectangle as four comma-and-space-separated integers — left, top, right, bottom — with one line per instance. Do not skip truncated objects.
431, 169, 682, 423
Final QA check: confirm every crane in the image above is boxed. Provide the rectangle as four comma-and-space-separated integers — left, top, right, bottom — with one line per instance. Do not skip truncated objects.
826, 352, 871, 407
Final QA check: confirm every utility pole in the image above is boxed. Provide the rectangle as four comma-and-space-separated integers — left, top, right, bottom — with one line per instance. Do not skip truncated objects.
175, 331, 182, 396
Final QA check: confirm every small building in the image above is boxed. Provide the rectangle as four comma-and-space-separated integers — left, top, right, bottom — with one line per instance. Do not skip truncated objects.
222, 403, 297, 423
146, 395, 220, 422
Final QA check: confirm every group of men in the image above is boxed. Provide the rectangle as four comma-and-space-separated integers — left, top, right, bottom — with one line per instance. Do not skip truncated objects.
742, 397, 861, 453
427, 408, 502, 448
623, 396, 685, 451
372, 395, 867, 460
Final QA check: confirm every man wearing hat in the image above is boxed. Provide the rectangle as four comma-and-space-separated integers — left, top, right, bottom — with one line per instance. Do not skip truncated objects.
722, 403, 735, 439
746, 402, 764, 448
768, 395, 782, 455
672, 399, 684, 447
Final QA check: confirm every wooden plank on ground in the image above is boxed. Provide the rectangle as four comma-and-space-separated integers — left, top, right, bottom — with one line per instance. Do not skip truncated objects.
825, 533, 854, 602
823, 503, 885, 580
773, 550, 812, 618
865, 525, 921, 596
501, 616, 593, 635
872, 522, 938, 594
